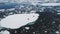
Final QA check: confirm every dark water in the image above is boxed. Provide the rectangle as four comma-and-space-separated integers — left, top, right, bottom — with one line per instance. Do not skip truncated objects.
0, 3, 60, 34
0, 3, 19, 9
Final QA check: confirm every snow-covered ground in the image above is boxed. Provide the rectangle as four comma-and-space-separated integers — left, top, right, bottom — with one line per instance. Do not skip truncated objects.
0, 14, 39, 29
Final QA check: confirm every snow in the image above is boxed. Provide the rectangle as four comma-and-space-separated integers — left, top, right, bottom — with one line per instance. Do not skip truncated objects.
55, 31, 59, 34
25, 27, 30, 30
0, 30, 10, 34
0, 14, 39, 29
41, 3, 60, 6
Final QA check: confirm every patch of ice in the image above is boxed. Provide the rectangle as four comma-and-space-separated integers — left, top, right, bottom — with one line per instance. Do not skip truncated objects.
0, 14, 39, 29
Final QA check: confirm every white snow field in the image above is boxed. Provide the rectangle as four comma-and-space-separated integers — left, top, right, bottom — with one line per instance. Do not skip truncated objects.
0, 14, 39, 29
